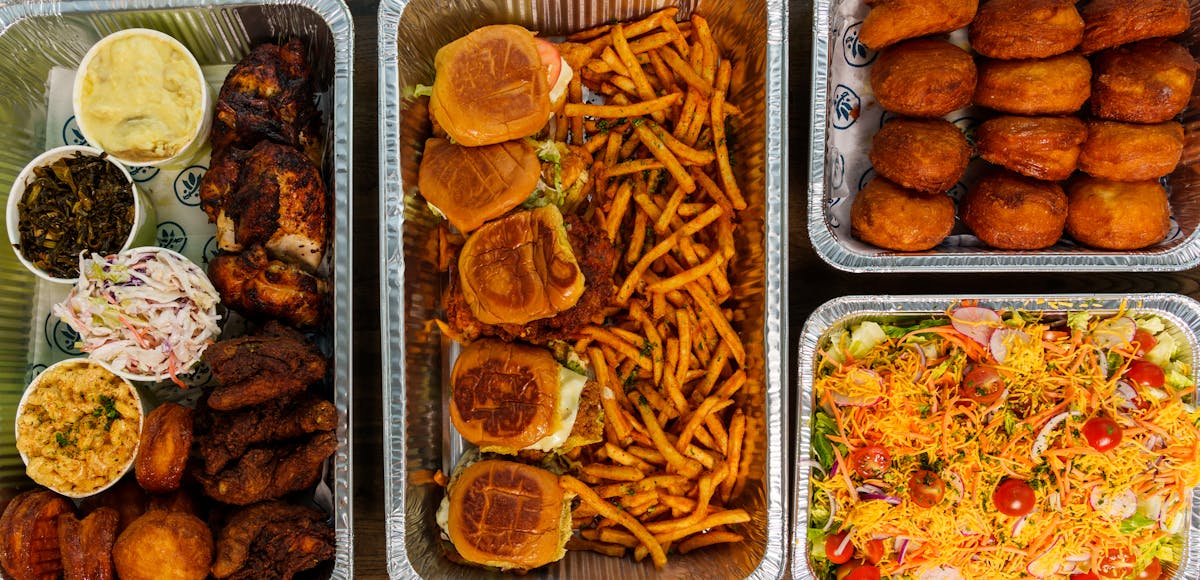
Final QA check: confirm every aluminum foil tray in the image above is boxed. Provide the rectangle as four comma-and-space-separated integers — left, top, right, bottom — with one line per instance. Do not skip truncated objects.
378, 0, 786, 577
0, 1, 354, 576
807, 0, 1200, 272
791, 294, 1200, 579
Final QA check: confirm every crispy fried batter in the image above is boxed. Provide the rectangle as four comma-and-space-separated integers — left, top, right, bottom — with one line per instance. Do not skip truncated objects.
0, 490, 72, 580
973, 53, 1091, 115
869, 117, 970, 193
203, 327, 327, 411
850, 176, 955, 252
968, 0, 1083, 59
961, 168, 1067, 250
445, 215, 616, 344
208, 246, 328, 329
194, 431, 338, 506
1091, 39, 1198, 124
975, 115, 1087, 181
79, 478, 146, 535
870, 38, 976, 118
859, 0, 978, 50
1079, 0, 1190, 55
136, 403, 194, 493
1078, 120, 1184, 182
58, 507, 118, 580
195, 393, 338, 475
211, 502, 334, 580
1066, 176, 1171, 250
113, 510, 212, 580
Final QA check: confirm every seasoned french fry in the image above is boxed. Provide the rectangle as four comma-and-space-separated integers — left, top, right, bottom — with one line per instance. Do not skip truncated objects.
606, 158, 666, 179
636, 399, 702, 478
722, 409, 746, 501
583, 463, 646, 482
711, 60, 745, 210
659, 46, 713, 98
678, 531, 743, 554
617, 205, 724, 303
564, 92, 682, 118
612, 25, 663, 122
561, 475, 667, 568
684, 281, 745, 366
633, 118, 695, 193
567, 537, 628, 558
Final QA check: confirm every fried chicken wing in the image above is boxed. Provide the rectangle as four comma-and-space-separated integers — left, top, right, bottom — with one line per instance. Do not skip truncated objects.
113, 511, 212, 580
869, 117, 970, 193
211, 502, 334, 579
976, 115, 1087, 181
961, 168, 1067, 250
0, 490, 72, 580
968, 0, 1083, 59
195, 431, 338, 505
136, 402, 193, 493
209, 245, 327, 329
58, 507, 118, 580
196, 393, 338, 475
850, 176, 955, 252
1091, 39, 1198, 124
202, 327, 327, 411
1078, 120, 1184, 182
211, 39, 320, 162
974, 53, 1091, 115
1080, 0, 1189, 55
859, 0, 977, 50
870, 39, 976, 118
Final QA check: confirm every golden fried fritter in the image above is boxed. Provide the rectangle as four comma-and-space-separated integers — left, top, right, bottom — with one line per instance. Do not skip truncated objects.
859, 0, 978, 50
973, 53, 1091, 115
969, 0, 1083, 59
0, 490, 72, 580
850, 176, 956, 251
961, 168, 1067, 250
1066, 176, 1171, 250
1079, 0, 1190, 55
1091, 39, 1198, 124
58, 507, 119, 580
869, 117, 970, 193
112, 511, 212, 580
870, 38, 976, 118
975, 115, 1087, 181
1078, 120, 1184, 182
136, 402, 193, 493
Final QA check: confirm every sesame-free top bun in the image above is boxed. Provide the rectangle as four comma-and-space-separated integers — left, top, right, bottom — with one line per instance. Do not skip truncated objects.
451, 339, 560, 452
417, 138, 540, 233
430, 25, 551, 146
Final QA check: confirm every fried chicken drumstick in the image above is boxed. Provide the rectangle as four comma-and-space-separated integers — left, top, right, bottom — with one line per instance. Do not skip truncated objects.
196, 393, 337, 475
203, 325, 327, 411
211, 502, 334, 580
194, 431, 338, 506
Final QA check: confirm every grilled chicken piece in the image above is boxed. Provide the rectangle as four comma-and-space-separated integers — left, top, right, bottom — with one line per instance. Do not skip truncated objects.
196, 393, 338, 475
210, 39, 321, 163
203, 328, 327, 412
195, 431, 338, 506
0, 490, 72, 580
135, 403, 194, 493
208, 246, 327, 329
58, 508, 119, 580
201, 142, 327, 271
211, 502, 334, 580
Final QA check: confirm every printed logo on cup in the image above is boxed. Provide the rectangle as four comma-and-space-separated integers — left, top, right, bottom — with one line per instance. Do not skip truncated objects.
45, 315, 83, 356
128, 165, 161, 183
156, 221, 188, 253
61, 115, 89, 147
832, 84, 861, 130
174, 165, 208, 206
842, 22, 878, 68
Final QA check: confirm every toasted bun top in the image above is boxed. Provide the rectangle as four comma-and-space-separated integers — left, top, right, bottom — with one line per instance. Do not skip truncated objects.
431, 25, 551, 146
450, 339, 559, 450
448, 459, 567, 569
458, 205, 585, 325
418, 138, 539, 233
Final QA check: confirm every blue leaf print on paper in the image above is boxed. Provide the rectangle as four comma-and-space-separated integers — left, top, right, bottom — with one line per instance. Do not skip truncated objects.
45, 316, 83, 356
842, 23, 878, 68
202, 236, 220, 266
24, 364, 47, 387
174, 165, 208, 206
156, 221, 188, 253
128, 165, 161, 183
831, 153, 846, 191
62, 116, 89, 147
832, 85, 861, 130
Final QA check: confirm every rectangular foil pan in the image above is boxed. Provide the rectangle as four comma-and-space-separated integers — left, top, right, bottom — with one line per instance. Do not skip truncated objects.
791, 294, 1200, 579
808, 0, 1200, 272
378, 0, 786, 577
0, 0, 355, 577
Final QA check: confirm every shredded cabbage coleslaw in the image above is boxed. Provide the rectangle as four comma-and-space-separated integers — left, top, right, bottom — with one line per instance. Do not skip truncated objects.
52, 248, 220, 385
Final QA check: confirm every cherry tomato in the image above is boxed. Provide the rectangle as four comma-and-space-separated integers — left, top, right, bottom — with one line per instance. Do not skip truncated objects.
835, 561, 863, 580
1125, 360, 1165, 388
992, 479, 1036, 517
1132, 329, 1158, 357
534, 38, 563, 86
1135, 558, 1163, 580
1070, 573, 1100, 580
908, 469, 946, 508
844, 565, 882, 580
960, 365, 1005, 405
1095, 547, 1135, 578
824, 531, 854, 564
863, 539, 885, 564
1082, 417, 1123, 452
850, 446, 890, 479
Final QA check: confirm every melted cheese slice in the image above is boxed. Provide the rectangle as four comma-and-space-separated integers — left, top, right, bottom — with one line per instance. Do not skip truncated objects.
522, 366, 587, 451
548, 58, 573, 111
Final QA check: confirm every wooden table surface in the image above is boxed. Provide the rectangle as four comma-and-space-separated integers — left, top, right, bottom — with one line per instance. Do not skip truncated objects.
348, 2, 1200, 576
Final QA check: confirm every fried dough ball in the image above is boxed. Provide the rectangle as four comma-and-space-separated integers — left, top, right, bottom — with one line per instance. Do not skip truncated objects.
113, 510, 213, 580
973, 53, 1091, 114
1078, 120, 1184, 182
975, 115, 1087, 181
869, 118, 970, 193
961, 168, 1067, 250
870, 39, 976, 118
1066, 176, 1171, 250
1091, 40, 1198, 124
850, 176, 956, 251
859, 0, 978, 50
1079, 0, 1190, 55
969, 0, 1083, 59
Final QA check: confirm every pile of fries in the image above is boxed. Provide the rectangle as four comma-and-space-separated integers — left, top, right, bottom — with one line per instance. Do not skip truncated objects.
551, 8, 756, 567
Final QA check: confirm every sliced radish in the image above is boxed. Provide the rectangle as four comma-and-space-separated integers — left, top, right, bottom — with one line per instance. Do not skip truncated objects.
905, 344, 928, 382
831, 367, 885, 407
943, 469, 965, 503
1012, 513, 1029, 537
1115, 381, 1139, 410
990, 328, 1031, 364
1089, 487, 1137, 520
822, 487, 838, 532
1092, 316, 1136, 349
831, 393, 883, 407
1031, 411, 1080, 461
919, 565, 964, 580
951, 307, 1002, 346
1026, 536, 1061, 578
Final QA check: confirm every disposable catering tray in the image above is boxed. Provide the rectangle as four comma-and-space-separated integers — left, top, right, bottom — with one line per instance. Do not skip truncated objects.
0, 0, 354, 576
378, 0, 786, 577
791, 294, 1200, 580
807, 0, 1200, 272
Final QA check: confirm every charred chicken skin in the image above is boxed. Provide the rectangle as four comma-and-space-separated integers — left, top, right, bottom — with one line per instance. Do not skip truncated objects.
194, 431, 338, 506
211, 501, 334, 580
202, 325, 327, 411
208, 245, 327, 329
196, 392, 338, 475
